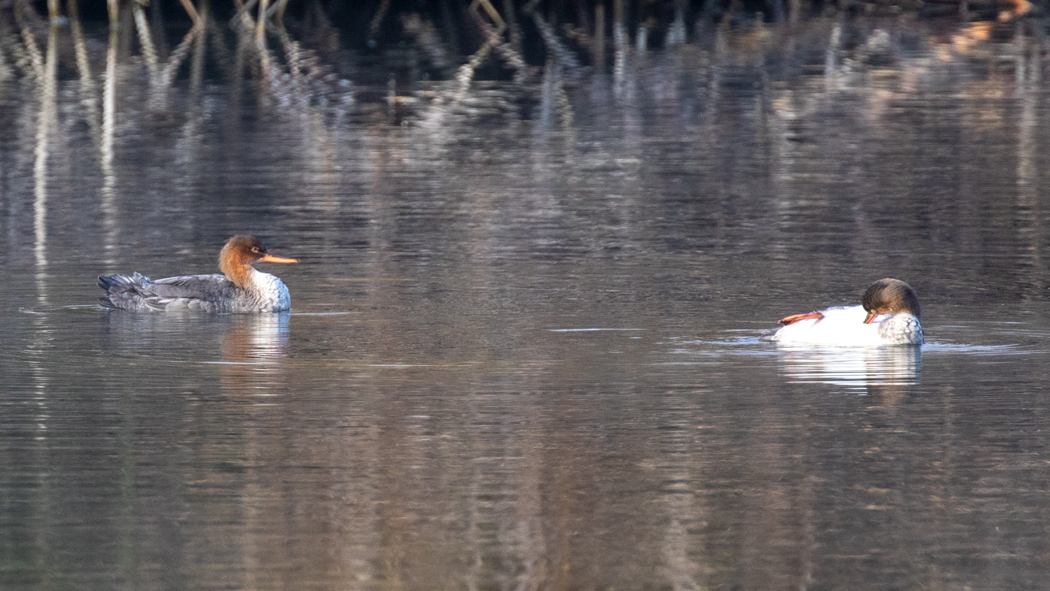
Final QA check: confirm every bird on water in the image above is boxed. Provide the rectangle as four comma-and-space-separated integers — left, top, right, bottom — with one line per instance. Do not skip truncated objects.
771, 278, 923, 346
98, 235, 298, 313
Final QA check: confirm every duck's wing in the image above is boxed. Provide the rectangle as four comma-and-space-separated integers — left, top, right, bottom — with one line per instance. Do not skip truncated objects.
99, 273, 238, 311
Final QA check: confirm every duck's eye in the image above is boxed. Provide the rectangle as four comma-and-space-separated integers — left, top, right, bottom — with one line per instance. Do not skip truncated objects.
251, 247, 260, 253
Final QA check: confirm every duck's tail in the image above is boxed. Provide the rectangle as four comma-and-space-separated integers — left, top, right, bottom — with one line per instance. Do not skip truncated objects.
98, 272, 152, 311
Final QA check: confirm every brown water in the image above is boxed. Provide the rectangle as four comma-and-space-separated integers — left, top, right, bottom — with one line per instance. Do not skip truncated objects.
3, 17, 1050, 591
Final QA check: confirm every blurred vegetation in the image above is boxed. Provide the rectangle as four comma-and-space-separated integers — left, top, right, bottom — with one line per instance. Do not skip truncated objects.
0, 0, 1041, 127
8, 0, 1040, 77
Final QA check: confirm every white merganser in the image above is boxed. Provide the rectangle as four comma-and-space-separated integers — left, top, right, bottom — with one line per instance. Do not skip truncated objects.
771, 278, 923, 346
98, 235, 298, 312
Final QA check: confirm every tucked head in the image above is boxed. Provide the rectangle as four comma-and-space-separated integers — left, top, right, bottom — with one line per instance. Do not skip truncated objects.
861, 278, 920, 324
219, 235, 298, 285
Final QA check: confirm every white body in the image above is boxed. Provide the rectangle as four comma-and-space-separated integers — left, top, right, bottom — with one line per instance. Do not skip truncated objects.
231, 268, 292, 313
772, 305, 923, 346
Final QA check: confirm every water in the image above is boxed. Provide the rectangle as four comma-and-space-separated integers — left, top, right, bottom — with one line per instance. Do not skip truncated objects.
3, 16, 1050, 591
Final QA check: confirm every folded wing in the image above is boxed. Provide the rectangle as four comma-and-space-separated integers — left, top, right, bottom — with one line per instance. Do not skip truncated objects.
99, 273, 239, 311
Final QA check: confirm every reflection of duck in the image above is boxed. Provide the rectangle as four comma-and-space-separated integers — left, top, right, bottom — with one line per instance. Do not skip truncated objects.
223, 313, 291, 362
772, 278, 923, 346
99, 235, 298, 312
777, 346, 922, 390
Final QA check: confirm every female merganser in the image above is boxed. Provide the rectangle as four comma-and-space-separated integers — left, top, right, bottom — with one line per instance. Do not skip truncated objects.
771, 278, 923, 346
98, 235, 298, 312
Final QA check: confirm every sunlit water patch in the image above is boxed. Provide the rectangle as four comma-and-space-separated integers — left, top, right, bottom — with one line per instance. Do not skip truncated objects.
549, 328, 646, 332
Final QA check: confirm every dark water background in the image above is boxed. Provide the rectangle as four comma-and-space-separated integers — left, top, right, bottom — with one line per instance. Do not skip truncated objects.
3, 14, 1050, 591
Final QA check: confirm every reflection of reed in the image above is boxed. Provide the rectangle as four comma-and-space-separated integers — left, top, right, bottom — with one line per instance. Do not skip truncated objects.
4, 3, 1049, 309
1016, 22, 1041, 268
132, 1, 159, 86
68, 0, 101, 150
658, 391, 702, 589
176, 0, 209, 185
3, 0, 347, 121
189, 1, 208, 98
33, 21, 58, 305
101, 18, 118, 255
255, 0, 270, 80
13, 1, 1011, 141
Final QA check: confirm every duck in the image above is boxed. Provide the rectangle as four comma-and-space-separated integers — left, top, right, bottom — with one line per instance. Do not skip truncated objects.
98, 235, 298, 312
771, 278, 923, 346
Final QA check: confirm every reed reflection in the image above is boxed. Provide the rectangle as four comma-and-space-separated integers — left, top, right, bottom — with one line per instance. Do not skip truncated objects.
100, 13, 119, 255
33, 21, 58, 303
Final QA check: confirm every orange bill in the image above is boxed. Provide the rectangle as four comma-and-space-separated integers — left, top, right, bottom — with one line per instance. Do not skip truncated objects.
260, 254, 299, 263
779, 311, 824, 326
863, 311, 878, 324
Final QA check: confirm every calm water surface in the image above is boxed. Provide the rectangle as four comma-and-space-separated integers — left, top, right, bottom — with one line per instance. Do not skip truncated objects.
3, 18, 1050, 591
